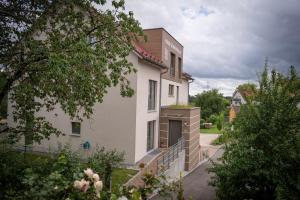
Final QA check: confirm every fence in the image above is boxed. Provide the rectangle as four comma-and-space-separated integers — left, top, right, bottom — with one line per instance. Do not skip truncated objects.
157, 137, 185, 171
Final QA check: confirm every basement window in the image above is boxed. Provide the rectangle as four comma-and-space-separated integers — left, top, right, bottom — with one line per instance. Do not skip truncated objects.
71, 122, 81, 135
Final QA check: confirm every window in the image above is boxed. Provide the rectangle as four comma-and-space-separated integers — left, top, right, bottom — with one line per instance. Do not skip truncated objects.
148, 80, 157, 110
71, 122, 81, 135
169, 84, 174, 96
176, 86, 179, 104
170, 52, 176, 78
178, 57, 182, 79
147, 120, 155, 151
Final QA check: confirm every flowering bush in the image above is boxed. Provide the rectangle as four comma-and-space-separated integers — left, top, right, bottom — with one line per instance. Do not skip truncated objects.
73, 168, 103, 199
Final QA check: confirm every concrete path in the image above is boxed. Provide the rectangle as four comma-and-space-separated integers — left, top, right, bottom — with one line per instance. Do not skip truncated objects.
151, 148, 224, 200
182, 149, 223, 200
200, 133, 220, 146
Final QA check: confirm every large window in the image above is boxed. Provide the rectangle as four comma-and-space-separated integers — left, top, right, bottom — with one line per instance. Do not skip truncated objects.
178, 57, 182, 78
147, 120, 155, 151
170, 52, 176, 78
169, 84, 174, 96
71, 122, 81, 135
148, 80, 157, 110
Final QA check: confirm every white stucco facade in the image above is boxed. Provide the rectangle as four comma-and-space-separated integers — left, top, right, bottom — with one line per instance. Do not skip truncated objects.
135, 60, 161, 162
161, 78, 189, 106
7, 52, 165, 164
7, 28, 192, 165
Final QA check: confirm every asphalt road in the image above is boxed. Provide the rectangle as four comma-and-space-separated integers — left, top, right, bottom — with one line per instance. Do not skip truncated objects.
151, 148, 224, 200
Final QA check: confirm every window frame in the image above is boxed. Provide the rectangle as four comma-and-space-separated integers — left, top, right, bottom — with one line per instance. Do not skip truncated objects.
169, 52, 176, 78
71, 122, 81, 136
168, 84, 174, 96
148, 80, 157, 111
147, 120, 155, 152
178, 57, 182, 79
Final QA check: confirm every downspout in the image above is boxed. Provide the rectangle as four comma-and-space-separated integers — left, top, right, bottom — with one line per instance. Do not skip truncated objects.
188, 79, 194, 104
158, 68, 168, 148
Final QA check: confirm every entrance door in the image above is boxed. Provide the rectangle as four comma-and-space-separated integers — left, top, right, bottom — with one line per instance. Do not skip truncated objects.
168, 120, 182, 147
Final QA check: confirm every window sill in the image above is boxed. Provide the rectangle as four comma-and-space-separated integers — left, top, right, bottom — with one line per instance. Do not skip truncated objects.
70, 134, 81, 137
168, 95, 174, 97
148, 110, 157, 113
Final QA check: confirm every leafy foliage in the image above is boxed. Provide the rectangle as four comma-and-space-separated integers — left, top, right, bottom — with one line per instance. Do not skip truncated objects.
236, 82, 258, 102
0, 0, 143, 143
210, 66, 300, 200
192, 89, 229, 120
88, 147, 124, 191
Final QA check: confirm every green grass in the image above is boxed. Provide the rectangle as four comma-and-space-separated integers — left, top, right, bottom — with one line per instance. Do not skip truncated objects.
111, 168, 137, 192
200, 125, 222, 134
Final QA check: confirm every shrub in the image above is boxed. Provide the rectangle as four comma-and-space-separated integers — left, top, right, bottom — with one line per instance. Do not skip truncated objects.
88, 147, 124, 191
210, 67, 300, 199
208, 114, 218, 124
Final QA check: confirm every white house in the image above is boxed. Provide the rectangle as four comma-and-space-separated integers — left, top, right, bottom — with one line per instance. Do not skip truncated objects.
7, 28, 196, 166
231, 90, 247, 106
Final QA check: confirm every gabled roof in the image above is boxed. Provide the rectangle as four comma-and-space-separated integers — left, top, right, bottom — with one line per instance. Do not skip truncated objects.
233, 88, 256, 101
133, 43, 166, 69
232, 90, 246, 101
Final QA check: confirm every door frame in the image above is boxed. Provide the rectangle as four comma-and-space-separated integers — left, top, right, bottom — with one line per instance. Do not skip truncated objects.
168, 119, 182, 147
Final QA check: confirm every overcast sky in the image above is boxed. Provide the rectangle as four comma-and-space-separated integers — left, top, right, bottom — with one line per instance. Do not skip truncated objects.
123, 0, 300, 96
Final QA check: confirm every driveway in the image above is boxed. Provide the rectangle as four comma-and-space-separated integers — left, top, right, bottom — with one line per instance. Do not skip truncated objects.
151, 148, 224, 200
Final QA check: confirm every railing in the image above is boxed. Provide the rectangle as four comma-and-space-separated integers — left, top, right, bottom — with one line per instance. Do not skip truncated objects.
157, 137, 185, 170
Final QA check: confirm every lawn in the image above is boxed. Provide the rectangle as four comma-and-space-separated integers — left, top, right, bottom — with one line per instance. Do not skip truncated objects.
111, 168, 137, 193
200, 125, 222, 134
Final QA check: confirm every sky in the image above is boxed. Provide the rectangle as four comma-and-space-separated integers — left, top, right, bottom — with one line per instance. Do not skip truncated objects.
122, 0, 300, 96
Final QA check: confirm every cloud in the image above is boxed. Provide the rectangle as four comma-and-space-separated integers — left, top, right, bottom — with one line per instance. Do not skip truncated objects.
124, 0, 300, 95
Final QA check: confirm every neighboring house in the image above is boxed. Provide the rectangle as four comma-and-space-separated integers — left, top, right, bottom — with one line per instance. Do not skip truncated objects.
7, 28, 200, 171
229, 90, 247, 122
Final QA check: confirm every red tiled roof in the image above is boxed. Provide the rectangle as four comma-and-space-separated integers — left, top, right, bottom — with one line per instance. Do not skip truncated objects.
133, 43, 165, 68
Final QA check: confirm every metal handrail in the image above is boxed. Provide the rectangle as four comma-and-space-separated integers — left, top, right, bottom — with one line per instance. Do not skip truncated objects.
157, 137, 185, 170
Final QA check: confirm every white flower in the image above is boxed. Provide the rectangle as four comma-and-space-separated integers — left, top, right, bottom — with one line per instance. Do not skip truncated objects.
81, 179, 90, 193
54, 185, 58, 190
118, 196, 128, 200
92, 173, 100, 182
94, 180, 103, 191
84, 168, 94, 178
96, 191, 101, 199
74, 180, 83, 189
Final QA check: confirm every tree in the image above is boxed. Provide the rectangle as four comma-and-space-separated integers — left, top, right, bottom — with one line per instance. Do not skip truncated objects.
192, 89, 228, 120
216, 113, 224, 131
210, 66, 300, 200
0, 0, 143, 143
236, 82, 258, 102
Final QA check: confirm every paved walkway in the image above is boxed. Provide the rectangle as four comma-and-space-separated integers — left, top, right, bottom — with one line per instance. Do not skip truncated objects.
182, 148, 223, 200
200, 134, 220, 146
151, 147, 223, 200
